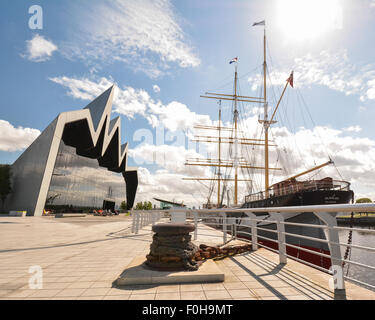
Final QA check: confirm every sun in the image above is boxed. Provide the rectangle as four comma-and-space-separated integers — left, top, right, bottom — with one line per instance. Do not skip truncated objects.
276, 0, 343, 41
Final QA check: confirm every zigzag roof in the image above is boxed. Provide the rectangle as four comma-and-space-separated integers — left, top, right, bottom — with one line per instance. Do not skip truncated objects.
60, 85, 129, 173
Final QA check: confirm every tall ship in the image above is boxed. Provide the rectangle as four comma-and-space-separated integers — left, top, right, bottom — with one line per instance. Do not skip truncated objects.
185, 21, 354, 269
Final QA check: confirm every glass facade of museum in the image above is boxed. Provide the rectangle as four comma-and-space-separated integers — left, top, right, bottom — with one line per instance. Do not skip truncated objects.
45, 141, 126, 213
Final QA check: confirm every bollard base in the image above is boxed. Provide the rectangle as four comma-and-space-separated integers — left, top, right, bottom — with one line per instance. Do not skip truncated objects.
116, 256, 224, 286
334, 289, 347, 300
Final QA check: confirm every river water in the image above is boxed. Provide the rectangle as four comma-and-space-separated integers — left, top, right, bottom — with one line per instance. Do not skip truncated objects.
337, 226, 375, 289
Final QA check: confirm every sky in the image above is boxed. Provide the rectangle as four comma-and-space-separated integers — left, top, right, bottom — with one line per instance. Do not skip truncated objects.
0, 0, 375, 207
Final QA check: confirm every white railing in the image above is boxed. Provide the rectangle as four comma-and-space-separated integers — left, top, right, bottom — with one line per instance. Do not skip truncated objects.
130, 210, 164, 233
131, 203, 375, 297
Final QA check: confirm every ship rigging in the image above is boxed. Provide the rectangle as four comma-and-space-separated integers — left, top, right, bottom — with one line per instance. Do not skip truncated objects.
185, 20, 335, 208
183, 19, 354, 270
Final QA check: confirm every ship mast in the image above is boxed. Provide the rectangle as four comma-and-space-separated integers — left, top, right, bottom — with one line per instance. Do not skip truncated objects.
185, 20, 332, 208
217, 100, 222, 206
185, 58, 282, 207
255, 21, 277, 198
261, 25, 273, 198
233, 64, 239, 205
185, 21, 293, 207
187, 59, 270, 207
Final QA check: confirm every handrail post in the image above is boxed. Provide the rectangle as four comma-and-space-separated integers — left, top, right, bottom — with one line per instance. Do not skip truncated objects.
234, 218, 237, 239
170, 209, 186, 224
229, 217, 236, 240
135, 212, 140, 234
270, 212, 287, 264
193, 212, 198, 240
222, 213, 227, 243
246, 213, 258, 251
131, 210, 135, 233
313, 211, 346, 299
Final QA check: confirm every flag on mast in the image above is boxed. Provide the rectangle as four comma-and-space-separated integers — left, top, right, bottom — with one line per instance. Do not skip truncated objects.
287, 71, 294, 88
252, 20, 265, 27
229, 57, 238, 64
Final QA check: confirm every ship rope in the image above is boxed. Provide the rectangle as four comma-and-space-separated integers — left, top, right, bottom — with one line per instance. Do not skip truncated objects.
239, 71, 267, 193
207, 166, 217, 206
266, 46, 327, 183
295, 88, 345, 181
266, 67, 307, 182
265, 47, 304, 178
186, 164, 216, 207
203, 64, 263, 205
236, 81, 263, 195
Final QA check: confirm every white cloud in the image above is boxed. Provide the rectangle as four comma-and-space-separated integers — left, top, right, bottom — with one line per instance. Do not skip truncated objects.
49, 76, 112, 101
24, 34, 58, 62
129, 143, 209, 176
135, 167, 207, 207
49, 76, 150, 119
248, 50, 375, 102
146, 101, 211, 132
153, 85, 161, 93
50, 76, 211, 130
0, 120, 40, 152
50, 76, 375, 205
268, 124, 375, 201
132, 125, 375, 206
343, 125, 362, 133
366, 79, 375, 100
130, 113, 375, 206
63, 0, 200, 78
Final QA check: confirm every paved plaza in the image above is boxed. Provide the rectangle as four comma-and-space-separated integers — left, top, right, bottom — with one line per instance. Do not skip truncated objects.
0, 214, 374, 300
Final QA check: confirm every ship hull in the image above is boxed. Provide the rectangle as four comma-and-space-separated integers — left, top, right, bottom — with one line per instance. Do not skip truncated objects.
234, 190, 354, 269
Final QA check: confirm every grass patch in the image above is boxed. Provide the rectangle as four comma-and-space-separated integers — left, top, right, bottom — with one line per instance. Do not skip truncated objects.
338, 213, 375, 219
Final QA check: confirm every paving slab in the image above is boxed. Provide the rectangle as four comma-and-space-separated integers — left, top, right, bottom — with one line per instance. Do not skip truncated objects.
0, 215, 374, 300
116, 256, 224, 286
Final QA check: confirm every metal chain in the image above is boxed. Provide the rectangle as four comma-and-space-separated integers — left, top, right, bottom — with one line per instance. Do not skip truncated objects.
342, 211, 354, 270
195, 243, 252, 262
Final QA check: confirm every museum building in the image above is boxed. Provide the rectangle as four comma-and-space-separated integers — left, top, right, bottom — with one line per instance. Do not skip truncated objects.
4, 86, 138, 216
